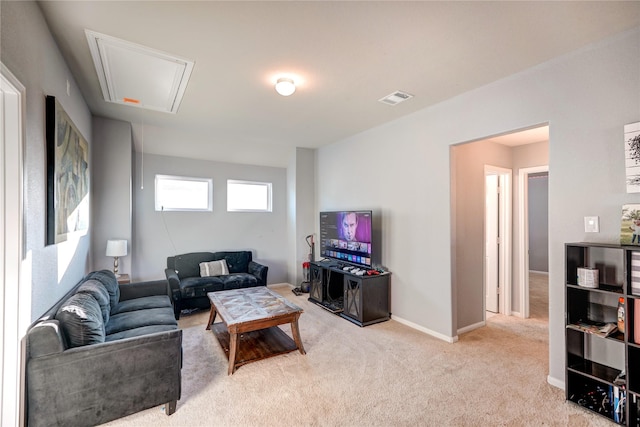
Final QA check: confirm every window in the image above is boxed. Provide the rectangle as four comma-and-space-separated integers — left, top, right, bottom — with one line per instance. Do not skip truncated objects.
227, 180, 272, 212
155, 175, 212, 211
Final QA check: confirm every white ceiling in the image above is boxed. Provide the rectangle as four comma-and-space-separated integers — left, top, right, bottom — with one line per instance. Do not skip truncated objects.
37, 1, 640, 167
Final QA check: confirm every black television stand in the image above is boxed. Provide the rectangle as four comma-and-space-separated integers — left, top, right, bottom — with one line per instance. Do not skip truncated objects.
308, 261, 391, 327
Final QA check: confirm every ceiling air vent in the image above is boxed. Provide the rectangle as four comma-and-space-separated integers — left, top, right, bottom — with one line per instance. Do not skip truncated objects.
85, 30, 194, 114
378, 90, 414, 106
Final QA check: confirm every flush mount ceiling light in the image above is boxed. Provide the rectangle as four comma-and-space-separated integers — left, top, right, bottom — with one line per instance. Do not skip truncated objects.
275, 78, 296, 96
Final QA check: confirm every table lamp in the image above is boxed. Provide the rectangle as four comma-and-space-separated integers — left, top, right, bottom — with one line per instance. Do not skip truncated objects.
106, 239, 127, 277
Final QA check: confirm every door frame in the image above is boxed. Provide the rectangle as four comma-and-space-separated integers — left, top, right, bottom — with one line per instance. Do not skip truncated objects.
484, 165, 512, 317
517, 165, 549, 319
1, 62, 26, 427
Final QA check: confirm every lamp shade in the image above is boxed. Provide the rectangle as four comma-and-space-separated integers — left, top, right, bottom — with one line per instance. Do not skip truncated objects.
275, 78, 295, 96
106, 239, 127, 257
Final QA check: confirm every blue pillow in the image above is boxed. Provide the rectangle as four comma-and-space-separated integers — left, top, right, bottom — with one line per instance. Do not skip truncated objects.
85, 270, 120, 312
55, 293, 105, 348
77, 279, 110, 323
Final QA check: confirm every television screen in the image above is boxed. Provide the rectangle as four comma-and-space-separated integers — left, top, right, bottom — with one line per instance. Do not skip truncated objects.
319, 211, 373, 268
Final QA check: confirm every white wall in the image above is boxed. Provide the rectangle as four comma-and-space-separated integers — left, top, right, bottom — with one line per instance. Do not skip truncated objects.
316, 27, 640, 386
1, 1, 93, 321
132, 153, 288, 283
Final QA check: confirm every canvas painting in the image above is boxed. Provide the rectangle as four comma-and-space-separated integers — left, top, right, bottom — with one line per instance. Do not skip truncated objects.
624, 121, 640, 193
46, 96, 90, 245
621, 204, 640, 245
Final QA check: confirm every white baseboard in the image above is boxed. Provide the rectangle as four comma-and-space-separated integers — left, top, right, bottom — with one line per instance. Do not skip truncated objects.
268, 283, 293, 289
529, 270, 549, 275
392, 314, 458, 343
457, 321, 485, 335
547, 375, 564, 390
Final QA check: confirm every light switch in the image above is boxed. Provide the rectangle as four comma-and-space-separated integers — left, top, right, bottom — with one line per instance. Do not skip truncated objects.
584, 216, 599, 233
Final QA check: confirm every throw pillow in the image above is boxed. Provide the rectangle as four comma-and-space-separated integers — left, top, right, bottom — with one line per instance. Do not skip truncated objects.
55, 293, 105, 348
76, 279, 111, 324
85, 270, 120, 312
200, 259, 229, 277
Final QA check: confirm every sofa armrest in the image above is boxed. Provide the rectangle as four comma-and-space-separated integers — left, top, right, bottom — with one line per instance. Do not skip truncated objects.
27, 329, 182, 427
27, 320, 67, 358
165, 268, 181, 292
119, 279, 170, 301
248, 261, 268, 286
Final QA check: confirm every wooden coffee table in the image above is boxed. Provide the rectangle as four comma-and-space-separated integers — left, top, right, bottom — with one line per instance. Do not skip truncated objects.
206, 287, 306, 375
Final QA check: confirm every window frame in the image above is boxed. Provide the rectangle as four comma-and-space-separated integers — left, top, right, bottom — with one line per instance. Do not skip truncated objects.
226, 179, 273, 212
154, 174, 213, 212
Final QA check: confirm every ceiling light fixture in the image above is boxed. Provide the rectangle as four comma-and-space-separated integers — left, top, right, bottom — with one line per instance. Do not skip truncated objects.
275, 78, 296, 96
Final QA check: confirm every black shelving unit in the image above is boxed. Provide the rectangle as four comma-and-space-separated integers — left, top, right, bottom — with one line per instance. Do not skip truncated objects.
308, 261, 390, 326
565, 243, 640, 425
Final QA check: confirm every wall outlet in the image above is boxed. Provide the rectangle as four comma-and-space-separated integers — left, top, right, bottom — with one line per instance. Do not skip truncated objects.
584, 216, 599, 233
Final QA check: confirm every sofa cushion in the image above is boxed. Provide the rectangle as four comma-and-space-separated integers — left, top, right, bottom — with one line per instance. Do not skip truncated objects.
105, 307, 178, 335
220, 273, 258, 290
180, 276, 224, 297
200, 259, 229, 277
112, 295, 173, 315
213, 251, 251, 273
76, 279, 110, 323
174, 252, 215, 279
85, 270, 120, 312
105, 324, 178, 341
55, 293, 105, 347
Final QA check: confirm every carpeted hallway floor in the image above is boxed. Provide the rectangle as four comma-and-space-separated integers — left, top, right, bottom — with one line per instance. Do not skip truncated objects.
103, 281, 610, 427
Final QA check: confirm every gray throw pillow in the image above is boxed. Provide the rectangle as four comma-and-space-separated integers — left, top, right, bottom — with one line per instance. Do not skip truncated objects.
85, 270, 120, 312
55, 293, 105, 348
200, 259, 229, 277
77, 279, 110, 323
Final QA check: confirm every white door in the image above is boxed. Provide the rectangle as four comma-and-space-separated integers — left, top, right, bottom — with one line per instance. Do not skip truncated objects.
485, 174, 499, 313
1, 63, 25, 427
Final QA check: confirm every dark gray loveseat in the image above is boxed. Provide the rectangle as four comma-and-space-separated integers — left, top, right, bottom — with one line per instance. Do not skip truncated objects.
25, 270, 182, 427
165, 251, 268, 318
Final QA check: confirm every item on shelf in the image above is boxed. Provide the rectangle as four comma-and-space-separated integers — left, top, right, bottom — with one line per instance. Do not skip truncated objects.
631, 252, 640, 295
577, 267, 599, 288
571, 321, 618, 337
618, 297, 626, 334
636, 299, 640, 344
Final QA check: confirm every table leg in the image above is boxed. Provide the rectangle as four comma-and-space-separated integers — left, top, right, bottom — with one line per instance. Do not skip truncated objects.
228, 332, 238, 375
205, 305, 217, 330
291, 318, 306, 355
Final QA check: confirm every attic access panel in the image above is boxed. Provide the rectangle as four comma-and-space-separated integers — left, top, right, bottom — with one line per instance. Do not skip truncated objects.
86, 30, 194, 114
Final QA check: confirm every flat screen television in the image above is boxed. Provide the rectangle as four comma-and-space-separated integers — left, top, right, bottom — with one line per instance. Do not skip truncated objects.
319, 210, 373, 268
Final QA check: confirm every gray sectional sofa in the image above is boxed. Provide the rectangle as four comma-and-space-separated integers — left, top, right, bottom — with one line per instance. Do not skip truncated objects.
165, 250, 268, 318
25, 270, 182, 427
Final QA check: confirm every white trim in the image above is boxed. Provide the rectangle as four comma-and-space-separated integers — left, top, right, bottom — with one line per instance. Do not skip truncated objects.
457, 320, 486, 335
392, 314, 458, 343
484, 165, 512, 317
1, 62, 25, 427
547, 375, 564, 390
518, 165, 548, 319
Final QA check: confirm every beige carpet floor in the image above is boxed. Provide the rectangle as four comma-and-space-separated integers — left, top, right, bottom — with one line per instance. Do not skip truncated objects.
529, 271, 549, 322
103, 284, 610, 427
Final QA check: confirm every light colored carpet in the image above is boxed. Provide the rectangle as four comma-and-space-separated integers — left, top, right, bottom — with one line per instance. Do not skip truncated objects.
529, 271, 549, 322
103, 284, 609, 427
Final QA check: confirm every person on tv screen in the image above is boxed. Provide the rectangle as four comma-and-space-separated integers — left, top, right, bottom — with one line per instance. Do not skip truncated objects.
341, 212, 359, 242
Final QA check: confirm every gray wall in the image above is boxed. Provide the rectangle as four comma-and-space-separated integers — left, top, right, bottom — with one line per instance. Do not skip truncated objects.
287, 148, 316, 286
528, 173, 549, 272
91, 117, 133, 275
132, 153, 288, 283
1, 1, 93, 321
316, 28, 640, 386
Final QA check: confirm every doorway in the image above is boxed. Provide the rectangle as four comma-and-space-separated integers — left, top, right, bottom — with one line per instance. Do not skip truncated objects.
484, 166, 512, 316
1, 63, 26, 426
518, 166, 549, 320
